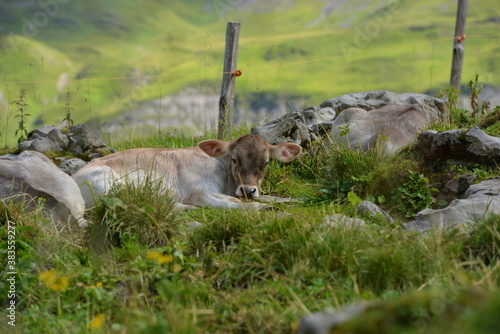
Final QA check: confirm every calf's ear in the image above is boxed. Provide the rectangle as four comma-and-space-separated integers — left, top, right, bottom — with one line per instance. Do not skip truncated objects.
199, 139, 231, 158
271, 142, 302, 162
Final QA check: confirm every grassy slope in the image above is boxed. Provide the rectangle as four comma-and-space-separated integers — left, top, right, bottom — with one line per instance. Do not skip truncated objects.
0, 0, 499, 148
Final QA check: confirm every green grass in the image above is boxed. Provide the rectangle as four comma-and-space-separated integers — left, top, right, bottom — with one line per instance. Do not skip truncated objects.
1, 106, 500, 332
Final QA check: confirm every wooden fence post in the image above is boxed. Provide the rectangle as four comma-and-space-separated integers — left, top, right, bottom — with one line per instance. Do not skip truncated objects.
450, 0, 468, 90
218, 21, 240, 140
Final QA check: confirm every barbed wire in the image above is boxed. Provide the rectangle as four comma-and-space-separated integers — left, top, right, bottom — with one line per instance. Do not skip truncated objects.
0, 34, 498, 86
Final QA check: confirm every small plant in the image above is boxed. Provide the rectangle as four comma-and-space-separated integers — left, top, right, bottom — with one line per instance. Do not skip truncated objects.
438, 85, 459, 114
391, 170, 433, 217
62, 88, 74, 126
12, 88, 30, 143
469, 73, 483, 118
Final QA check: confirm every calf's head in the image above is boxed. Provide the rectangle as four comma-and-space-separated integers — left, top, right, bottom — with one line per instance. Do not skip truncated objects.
198, 134, 302, 199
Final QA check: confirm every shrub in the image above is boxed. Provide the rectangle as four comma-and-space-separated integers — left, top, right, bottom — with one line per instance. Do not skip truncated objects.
391, 170, 434, 217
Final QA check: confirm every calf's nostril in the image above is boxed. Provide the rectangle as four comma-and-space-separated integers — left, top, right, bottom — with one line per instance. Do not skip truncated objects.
242, 186, 257, 198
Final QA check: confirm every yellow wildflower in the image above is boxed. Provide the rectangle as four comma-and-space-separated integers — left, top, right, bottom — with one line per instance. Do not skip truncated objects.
39, 269, 69, 292
89, 282, 103, 289
147, 251, 162, 260
89, 313, 105, 330
157, 254, 174, 264
147, 251, 174, 265
173, 264, 182, 273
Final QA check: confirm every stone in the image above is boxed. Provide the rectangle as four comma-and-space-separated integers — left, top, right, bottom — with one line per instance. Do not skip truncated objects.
19, 136, 59, 153
251, 111, 319, 148
356, 201, 394, 223
402, 178, 500, 232
320, 214, 367, 229
67, 124, 108, 154
18, 123, 113, 158
252, 91, 445, 150
320, 90, 447, 121
18, 125, 69, 153
58, 158, 87, 176
415, 127, 500, 166
0, 151, 87, 228
295, 303, 369, 334
444, 174, 477, 196
302, 107, 336, 125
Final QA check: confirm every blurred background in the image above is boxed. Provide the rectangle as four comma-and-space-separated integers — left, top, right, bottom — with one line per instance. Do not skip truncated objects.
0, 0, 498, 147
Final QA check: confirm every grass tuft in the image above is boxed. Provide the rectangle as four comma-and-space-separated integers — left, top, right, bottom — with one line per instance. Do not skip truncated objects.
87, 176, 180, 250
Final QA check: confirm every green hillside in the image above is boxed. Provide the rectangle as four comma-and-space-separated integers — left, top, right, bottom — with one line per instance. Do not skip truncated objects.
0, 0, 499, 147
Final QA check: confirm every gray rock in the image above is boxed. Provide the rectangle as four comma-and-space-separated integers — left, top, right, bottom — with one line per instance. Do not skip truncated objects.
402, 178, 500, 232
415, 127, 500, 166
58, 158, 87, 176
436, 174, 478, 205
444, 174, 477, 196
18, 125, 69, 153
67, 124, 108, 154
251, 111, 318, 148
19, 136, 59, 153
295, 303, 369, 334
302, 107, 336, 125
320, 214, 367, 229
18, 123, 114, 158
320, 90, 446, 122
252, 91, 444, 150
0, 151, 87, 228
356, 201, 394, 223
29, 125, 58, 137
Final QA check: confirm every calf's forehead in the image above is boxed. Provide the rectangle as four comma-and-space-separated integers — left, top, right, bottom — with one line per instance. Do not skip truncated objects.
231, 134, 270, 160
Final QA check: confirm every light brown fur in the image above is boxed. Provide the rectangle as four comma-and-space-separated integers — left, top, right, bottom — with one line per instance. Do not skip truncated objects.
72, 134, 302, 210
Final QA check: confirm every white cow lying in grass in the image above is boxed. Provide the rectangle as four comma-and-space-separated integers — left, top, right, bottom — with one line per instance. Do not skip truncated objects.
0, 151, 87, 228
72, 134, 302, 210
330, 105, 429, 155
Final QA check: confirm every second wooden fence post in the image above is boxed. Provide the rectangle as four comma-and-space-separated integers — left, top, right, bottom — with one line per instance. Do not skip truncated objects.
218, 21, 240, 140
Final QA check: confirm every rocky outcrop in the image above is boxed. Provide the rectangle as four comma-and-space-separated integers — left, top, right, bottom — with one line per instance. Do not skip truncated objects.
320, 90, 446, 121
0, 151, 87, 228
415, 127, 500, 166
252, 91, 445, 149
356, 200, 394, 224
57, 158, 87, 176
18, 124, 114, 158
402, 178, 500, 232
